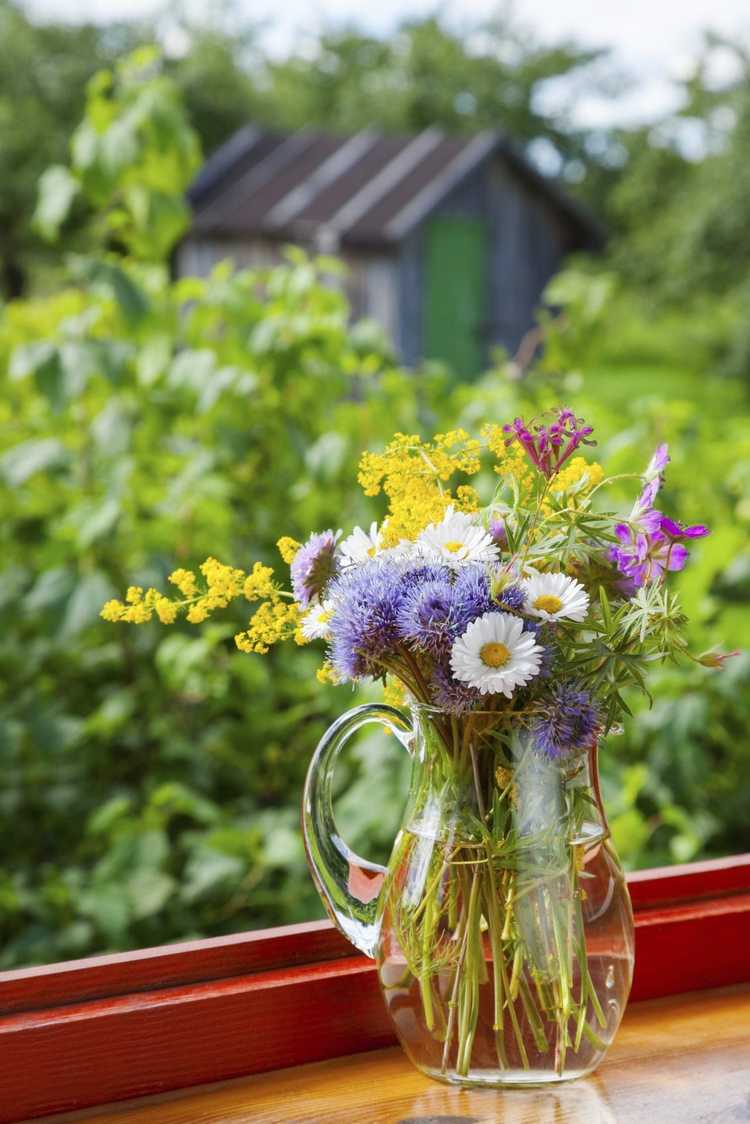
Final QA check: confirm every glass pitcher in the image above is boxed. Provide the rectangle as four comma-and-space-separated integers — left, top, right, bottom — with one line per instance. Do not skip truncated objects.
303, 701, 634, 1088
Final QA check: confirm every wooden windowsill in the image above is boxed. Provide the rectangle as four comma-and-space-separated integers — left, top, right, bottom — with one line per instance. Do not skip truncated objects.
40, 983, 750, 1123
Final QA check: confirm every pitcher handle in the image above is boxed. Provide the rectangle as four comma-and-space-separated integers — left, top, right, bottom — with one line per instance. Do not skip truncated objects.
302, 703, 412, 958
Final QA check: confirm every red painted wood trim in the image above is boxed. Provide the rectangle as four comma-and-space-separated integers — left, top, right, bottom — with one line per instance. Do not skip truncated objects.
0, 920, 352, 1017
630, 891, 750, 1001
0, 854, 748, 1123
0, 959, 392, 1124
627, 852, 750, 909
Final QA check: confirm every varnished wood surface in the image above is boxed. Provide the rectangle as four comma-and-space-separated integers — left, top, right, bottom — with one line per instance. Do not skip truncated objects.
39, 985, 750, 1124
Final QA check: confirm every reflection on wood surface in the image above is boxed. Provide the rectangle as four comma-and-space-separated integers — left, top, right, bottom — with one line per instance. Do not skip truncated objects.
41, 984, 750, 1124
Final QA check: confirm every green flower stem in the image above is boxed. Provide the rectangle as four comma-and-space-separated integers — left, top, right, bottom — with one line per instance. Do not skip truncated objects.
483, 866, 510, 1068
420, 891, 437, 1030
518, 975, 550, 1054
384, 723, 610, 1081
456, 865, 482, 1075
440, 881, 471, 1074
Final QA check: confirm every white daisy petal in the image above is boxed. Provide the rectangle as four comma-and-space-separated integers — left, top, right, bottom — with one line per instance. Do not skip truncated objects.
450, 611, 544, 697
300, 599, 334, 641
418, 507, 499, 569
521, 573, 590, 623
339, 522, 383, 566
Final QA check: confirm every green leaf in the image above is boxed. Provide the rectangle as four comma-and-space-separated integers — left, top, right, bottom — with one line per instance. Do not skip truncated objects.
71, 257, 150, 325
60, 572, 114, 638
128, 870, 176, 920
33, 165, 80, 242
1, 438, 67, 486
181, 849, 245, 903
75, 497, 121, 549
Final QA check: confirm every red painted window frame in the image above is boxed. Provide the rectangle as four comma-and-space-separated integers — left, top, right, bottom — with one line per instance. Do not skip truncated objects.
1, 853, 749, 1123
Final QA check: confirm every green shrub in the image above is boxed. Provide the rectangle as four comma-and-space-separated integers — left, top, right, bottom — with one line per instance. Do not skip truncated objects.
1, 51, 747, 968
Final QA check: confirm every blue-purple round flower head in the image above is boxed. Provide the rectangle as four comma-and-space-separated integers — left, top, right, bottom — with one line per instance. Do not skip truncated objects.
291, 530, 337, 607
531, 683, 599, 760
397, 564, 493, 656
452, 565, 493, 626
496, 583, 526, 612
432, 662, 482, 715
328, 561, 406, 680
397, 576, 457, 656
401, 563, 451, 589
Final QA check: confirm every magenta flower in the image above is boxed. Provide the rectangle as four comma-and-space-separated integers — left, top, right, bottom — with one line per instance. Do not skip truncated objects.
609, 443, 709, 588
503, 409, 595, 478
630, 442, 669, 530
489, 517, 507, 547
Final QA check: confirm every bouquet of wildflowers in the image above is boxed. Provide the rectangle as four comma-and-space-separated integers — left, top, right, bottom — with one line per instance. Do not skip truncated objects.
103, 408, 717, 720
103, 409, 727, 1082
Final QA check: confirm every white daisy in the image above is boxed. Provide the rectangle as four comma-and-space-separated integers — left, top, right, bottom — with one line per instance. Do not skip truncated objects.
522, 572, 590, 623
418, 508, 499, 568
299, 599, 334, 641
339, 522, 383, 566
450, 611, 544, 697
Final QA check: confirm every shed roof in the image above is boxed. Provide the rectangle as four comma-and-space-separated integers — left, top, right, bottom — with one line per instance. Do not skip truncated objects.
188, 126, 604, 251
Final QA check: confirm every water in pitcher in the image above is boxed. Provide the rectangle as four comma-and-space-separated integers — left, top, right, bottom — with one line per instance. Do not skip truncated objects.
377, 828, 634, 1086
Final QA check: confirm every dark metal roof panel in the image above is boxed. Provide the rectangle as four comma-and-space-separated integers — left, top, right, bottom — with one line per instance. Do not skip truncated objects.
193, 132, 296, 233
221, 133, 343, 233
189, 129, 281, 208
292, 134, 409, 227
187, 126, 604, 249
343, 135, 473, 243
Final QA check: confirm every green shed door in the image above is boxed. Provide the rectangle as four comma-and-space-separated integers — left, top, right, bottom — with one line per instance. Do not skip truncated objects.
422, 216, 486, 376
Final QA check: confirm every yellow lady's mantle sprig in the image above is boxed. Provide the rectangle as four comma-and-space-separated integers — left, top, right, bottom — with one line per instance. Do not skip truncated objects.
101, 554, 299, 655
358, 430, 482, 545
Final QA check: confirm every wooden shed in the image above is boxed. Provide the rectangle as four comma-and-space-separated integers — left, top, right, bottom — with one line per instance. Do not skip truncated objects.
179, 126, 603, 374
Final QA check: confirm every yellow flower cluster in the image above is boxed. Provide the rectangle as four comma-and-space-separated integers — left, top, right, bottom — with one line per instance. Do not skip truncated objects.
100, 557, 298, 651
168, 569, 198, 597
101, 586, 178, 624
277, 537, 301, 564
235, 600, 300, 655
243, 562, 277, 602
383, 677, 407, 708
101, 425, 608, 671
358, 431, 482, 545
550, 457, 604, 495
481, 424, 535, 496
185, 558, 246, 623
316, 661, 340, 685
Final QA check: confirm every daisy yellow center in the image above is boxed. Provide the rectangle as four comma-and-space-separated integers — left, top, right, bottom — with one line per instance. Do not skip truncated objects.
319, 610, 333, 623
367, 545, 377, 557
534, 594, 563, 614
444, 540, 465, 554
480, 642, 511, 669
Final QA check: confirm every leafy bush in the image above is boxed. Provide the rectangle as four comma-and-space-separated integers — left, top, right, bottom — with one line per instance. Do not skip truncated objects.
0, 52, 449, 966
1, 52, 748, 968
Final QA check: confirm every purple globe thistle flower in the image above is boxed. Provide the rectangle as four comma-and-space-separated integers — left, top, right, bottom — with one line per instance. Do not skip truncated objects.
531, 683, 599, 760
400, 563, 452, 588
397, 565, 493, 655
397, 577, 457, 656
495, 583, 526, 612
328, 561, 406, 680
291, 530, 338, 607
453, 564, 493, 623
503, 409, 595, 478
432, 662, 482, 715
